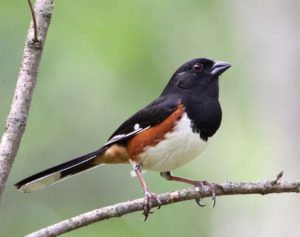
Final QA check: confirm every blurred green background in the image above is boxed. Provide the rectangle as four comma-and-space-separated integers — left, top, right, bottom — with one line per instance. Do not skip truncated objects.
1, 0, 300, 236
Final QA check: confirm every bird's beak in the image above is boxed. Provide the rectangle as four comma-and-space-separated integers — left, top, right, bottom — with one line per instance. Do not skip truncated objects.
211, 61, 231, 76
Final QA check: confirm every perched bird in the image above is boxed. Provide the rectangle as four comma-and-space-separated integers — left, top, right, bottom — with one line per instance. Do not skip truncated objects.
15, 58, 231, 219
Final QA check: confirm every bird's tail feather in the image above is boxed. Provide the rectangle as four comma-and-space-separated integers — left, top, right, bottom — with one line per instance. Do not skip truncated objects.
15, 147, 107, 193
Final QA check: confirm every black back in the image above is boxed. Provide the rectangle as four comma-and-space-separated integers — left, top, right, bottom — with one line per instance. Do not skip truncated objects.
108, 95, 181, 143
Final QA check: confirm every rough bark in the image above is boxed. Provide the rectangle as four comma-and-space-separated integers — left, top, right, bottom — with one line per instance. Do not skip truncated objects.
26, 174, 300, 237
0, 0, 54, 199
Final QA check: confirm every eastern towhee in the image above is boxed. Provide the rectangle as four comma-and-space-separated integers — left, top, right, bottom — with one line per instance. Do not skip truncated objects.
15, 58, 231, 219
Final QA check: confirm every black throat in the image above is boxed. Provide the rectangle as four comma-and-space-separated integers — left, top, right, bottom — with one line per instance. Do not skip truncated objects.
183, 95, 222, 141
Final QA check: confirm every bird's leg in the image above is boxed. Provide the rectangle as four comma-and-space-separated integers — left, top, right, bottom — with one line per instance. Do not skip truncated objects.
160, 171, 218, 208
133, 164, 161, 220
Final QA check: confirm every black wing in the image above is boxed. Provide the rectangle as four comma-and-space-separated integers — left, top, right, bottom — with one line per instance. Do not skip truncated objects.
106, 95, 181, 145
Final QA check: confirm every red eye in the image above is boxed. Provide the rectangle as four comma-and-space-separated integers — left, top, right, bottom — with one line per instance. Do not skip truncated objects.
192, 63, 204, 73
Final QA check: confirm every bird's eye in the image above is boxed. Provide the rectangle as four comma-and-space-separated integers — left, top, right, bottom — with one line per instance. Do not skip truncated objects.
192, 63, 204, 73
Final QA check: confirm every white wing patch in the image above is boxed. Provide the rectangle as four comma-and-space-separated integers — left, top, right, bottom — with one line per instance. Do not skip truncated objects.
105, 126, 150, 146
134, 123, 140, 130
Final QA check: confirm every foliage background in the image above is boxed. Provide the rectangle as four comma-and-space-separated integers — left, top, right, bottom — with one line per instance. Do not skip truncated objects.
0, 0, 299, 236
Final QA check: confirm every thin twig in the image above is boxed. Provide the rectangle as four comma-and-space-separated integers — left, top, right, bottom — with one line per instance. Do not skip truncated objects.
27, 0, 39, 43
0, 0, 55, 200
26, 175, 300, 237
271, 170, 284, 185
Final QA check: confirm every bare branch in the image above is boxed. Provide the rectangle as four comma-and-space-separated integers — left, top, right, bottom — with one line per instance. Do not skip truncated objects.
0, 0, 55, 199
26, 176, 300, 237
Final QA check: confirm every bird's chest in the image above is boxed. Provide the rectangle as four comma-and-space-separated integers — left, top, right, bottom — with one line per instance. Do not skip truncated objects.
133, 113, 207, 172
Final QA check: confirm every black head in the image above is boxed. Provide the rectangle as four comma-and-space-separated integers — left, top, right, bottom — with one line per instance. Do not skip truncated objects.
161, 58, 231, 98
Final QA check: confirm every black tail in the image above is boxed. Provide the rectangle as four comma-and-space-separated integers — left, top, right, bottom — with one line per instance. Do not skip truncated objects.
15, 147, 106, 192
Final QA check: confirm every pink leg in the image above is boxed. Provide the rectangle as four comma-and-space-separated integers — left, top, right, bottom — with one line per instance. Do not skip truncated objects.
160, 171, 218, 207
134, 164, 161, 220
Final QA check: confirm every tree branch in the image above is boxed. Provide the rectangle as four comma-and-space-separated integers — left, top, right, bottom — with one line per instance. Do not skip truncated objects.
26, 174, 300, 237
0, 0, 54, 199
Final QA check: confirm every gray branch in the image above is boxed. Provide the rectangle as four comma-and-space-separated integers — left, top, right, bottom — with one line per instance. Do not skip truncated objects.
26, 174, 300, 237
0, 0, 54, 198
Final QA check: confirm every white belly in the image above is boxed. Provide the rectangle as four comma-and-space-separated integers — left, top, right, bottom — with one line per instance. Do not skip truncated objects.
135, 113, 207, 172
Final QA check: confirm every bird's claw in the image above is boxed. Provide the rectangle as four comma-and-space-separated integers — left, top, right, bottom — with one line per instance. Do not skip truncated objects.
195, 197, 206, 207
143, 191, 161, 221
194, 181, 218, 208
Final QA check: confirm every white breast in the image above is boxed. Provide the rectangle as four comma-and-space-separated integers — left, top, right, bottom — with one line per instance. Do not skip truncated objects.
135, 113, 207, 172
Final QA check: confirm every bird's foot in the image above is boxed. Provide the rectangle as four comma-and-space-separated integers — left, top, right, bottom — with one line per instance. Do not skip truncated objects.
143, 190, 161, 221
193, 181, 221, 208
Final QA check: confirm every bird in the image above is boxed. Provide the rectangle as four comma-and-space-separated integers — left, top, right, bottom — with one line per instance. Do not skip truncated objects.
15, 58, 231, 220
